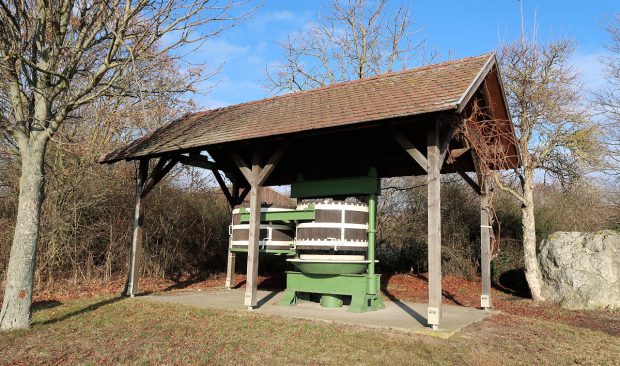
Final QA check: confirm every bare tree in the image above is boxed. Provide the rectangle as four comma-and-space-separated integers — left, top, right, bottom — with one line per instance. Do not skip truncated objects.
596, 13, 620, 179
459, 37, 600, 300
266, 0, 422, 93
0, 0, 252, 330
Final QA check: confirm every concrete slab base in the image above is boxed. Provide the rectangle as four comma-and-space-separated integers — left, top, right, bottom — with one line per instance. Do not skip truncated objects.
146, 288, 489, 338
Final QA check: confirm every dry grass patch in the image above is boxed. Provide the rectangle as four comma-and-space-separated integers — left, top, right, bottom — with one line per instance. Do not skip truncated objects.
0, 296, 618, 365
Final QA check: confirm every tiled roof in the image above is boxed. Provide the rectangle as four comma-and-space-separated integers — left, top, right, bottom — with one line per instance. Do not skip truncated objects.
99, 53, 495, 163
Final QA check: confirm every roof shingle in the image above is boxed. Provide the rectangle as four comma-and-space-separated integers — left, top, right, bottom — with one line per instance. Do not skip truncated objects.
99, 53, 494, 163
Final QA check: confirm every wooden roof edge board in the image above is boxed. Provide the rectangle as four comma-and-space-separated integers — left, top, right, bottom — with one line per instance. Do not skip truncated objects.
101, 112, 421, 165
455, 53, 496, 114
97, 53, 500, 165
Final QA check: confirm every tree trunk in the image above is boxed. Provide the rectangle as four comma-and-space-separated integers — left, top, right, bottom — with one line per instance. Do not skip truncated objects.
0, 143, 47, 330
521, 178, 546, 301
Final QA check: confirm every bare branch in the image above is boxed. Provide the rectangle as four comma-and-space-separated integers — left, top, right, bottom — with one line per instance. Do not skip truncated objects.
266, 0, 421, 94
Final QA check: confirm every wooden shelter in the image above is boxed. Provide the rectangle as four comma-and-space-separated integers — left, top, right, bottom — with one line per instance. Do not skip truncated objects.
99, 53, 519, 329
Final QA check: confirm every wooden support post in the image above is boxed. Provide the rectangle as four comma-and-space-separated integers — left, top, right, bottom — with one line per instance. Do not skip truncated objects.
225, 252, 236, 289
126, 158, 148, 297
232, 145, 285, 308
225, 180, 242, 290
480, 182, 492, 310
244, 151, 262, 308
427, 123, 442, 330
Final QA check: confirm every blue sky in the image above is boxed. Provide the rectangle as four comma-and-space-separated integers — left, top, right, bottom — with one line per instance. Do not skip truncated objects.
189, 0, 618, 109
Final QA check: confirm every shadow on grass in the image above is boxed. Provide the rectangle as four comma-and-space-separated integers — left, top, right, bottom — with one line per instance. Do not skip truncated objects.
36, 296, 125, 326
32, 299, 63, 311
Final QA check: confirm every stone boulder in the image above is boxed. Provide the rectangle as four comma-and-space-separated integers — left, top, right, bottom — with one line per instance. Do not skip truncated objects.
538, 230, 620, 310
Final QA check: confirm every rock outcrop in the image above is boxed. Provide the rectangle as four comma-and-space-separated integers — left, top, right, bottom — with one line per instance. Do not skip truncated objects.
538, 230, 620, 310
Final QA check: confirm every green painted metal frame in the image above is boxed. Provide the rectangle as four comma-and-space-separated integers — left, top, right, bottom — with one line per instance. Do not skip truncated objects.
238, 205, 315, 223
291, 169, 380, 198
279, 272, 385, 312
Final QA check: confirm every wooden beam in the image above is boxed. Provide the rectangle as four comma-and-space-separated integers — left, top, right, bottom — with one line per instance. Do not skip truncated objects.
457, 170, 481, 195
231, 153, 254, 185
238, 186, 250, 203
212, 169, 234, 207
141, 158, 179, 198
390, 128, 428, 173
256, 141, 290, 186
438, 118, 457, 165
244, 151, 262, 308
231, 179, 240, 205
427, 123, 442, 330
449, 147, 470, 160
142, 158, 168, 193
480, 182, 492, 310
126, 158, 148, 297
178, 154, 218, 171
470, 149, 485, 191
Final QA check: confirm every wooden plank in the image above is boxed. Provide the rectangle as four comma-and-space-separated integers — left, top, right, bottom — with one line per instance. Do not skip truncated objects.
457, 170, 481, 195
480, 183, 492, 310
256, 141, 290, 186
427, 124, 442, 330
244, 151, 262, 308
390, 128, 428, 173
127, 158, 148, 297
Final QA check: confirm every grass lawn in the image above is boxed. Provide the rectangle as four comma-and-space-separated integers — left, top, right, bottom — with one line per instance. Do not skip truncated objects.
1, 293, 619, 366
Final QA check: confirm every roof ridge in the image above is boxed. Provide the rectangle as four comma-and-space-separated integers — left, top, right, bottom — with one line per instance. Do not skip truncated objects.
199, 52, 495, 115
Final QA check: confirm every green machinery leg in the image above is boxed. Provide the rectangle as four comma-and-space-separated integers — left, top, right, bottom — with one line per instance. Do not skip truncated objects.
279, 272, 385, 313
